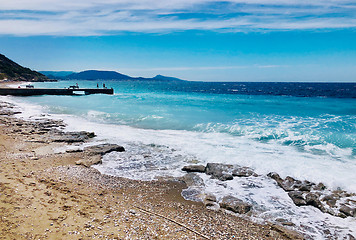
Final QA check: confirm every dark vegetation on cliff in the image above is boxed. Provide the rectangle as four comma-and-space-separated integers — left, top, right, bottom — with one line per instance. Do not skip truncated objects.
0, 54, 49, 82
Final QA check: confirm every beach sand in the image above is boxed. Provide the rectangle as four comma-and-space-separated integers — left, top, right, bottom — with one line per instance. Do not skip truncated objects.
0, 87, 303, 239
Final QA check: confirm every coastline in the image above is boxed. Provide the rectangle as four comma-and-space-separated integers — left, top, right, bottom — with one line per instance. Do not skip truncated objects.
0, 95, 302, 239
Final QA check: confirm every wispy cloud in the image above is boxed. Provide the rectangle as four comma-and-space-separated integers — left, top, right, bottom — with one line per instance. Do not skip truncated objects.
0, 0, 355, 36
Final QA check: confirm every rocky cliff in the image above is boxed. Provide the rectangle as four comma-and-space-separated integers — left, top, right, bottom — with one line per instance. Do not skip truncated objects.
0, 54, 49, 82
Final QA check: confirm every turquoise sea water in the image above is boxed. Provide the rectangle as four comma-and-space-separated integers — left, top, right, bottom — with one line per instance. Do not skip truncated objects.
21, 80, 356, 157
6, 80, 356, 238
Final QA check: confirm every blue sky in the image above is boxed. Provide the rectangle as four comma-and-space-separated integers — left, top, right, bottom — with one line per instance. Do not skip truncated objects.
0, 0, 355, 82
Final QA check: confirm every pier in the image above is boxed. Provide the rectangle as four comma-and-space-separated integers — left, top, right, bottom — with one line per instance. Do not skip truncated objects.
0, 87, 114, 96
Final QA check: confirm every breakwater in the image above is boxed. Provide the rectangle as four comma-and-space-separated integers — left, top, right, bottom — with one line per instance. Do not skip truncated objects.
0, 87, 113, 96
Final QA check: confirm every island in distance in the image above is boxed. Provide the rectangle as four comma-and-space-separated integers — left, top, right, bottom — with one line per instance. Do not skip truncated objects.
0, 53, 184, 82
41, 70, 186, 82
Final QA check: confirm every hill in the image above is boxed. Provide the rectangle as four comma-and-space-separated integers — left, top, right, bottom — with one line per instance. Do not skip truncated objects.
43, 70, 185, 82
66, 70, 133, 80
152, 74, 184, 81
0, 54, 49, 82
40, 71, 75, 79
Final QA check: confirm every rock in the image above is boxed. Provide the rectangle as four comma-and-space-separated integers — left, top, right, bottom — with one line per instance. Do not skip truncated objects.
205, 163, 235, 181
206, 163, 234, 175
219, 195, 251, 214
305, 193, 325, 212
87, 132, 96, 138
267, 172, 289, 190
275, 218, 295, 226
129, 209, 136, 215
270, 224, 304, 240
346, 234, 356, 240
66, 149, 84, 153
282, 176, 301, 192
267, 172, 283, 181
218, 173, 233, 181
50, 131, 93, 143
288, 191, 306, 206
75, 155, 102, 167
297, 181, 314, 192
84, 144, 125, 156
339, 204, 356, 217
337, 212, 348, 218
182, 165, 206, 173
204, 194, 217, 207
232, 166, 258, 177
268, 173, 314, 192
321, 194, 337, 208
204, 193, 217, 202
0, 110, 21, 115
181, 173, 205, 187
181, 188, 205, 202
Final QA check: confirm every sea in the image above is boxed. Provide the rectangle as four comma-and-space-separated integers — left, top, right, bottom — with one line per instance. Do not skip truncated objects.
2, 80, 356, 239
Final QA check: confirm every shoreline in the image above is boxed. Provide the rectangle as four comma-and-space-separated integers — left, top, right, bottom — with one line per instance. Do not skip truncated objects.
0, 98, 302, 239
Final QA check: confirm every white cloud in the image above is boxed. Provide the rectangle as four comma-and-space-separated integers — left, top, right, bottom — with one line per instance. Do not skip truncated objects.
0, 0, 355, 35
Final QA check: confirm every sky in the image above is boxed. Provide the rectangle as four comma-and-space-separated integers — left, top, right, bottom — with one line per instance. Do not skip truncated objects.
0, 0, 356, 82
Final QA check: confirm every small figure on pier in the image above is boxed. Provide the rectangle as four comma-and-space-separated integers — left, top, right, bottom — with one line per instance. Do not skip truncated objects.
97, 83, 99, 88
103, 83, 106, 89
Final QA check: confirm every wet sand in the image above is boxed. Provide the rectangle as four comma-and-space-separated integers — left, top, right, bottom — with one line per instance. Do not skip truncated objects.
0, 84, 303, 239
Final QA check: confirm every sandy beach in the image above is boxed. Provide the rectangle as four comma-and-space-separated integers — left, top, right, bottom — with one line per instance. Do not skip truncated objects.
0, 84, 302, 239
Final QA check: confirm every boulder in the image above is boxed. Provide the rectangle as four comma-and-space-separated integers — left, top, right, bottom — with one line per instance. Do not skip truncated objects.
182, 165, 206, 173
232, 166, 258, 177
267, 173, 314, 192
75, 155, 102, 167
181, 173, 205, 187
305, 193, 325, 212
339, 204, 356, 217
321, 194, 337, 208
205, 163, 235, 181
297, 181, 314, 192
219, 195, 251, 214
206, 163, 234, 175
288, 191, 306, 206
267, 172, 283, 182
268, 173, 293, 191
84, 144, 125, 156
282, 176, 301, 192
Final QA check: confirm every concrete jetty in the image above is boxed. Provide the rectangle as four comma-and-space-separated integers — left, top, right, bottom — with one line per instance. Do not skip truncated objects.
0, 87, 114, 96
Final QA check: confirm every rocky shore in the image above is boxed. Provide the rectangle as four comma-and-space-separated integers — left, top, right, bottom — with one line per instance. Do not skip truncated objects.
180, 163, 356, 219
0, 99, 303, 239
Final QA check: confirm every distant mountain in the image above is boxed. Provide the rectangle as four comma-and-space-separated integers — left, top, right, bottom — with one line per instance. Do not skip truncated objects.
152, 74, 184, 82
0, 54, 49, 82
42, 69, 186, 82
66, 70, 133, 80
40, 71, 76, 79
